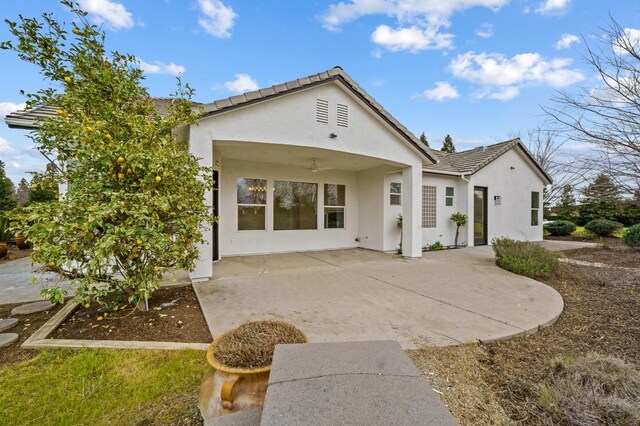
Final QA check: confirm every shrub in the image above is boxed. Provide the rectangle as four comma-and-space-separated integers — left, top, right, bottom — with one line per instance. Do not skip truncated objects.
538, 354, 640, 425
428, 241, 443, 251
543, 220, 576, 236
572, 228, 598, 241
585, 219, 624, 237
491, 237, 559, 279
622, 224, 640, 248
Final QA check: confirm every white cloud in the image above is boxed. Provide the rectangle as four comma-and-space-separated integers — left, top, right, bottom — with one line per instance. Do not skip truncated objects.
224, 74, 259, 93
321, 0, 508, 52
475, 22, 494, 38
197, 0, 237, 38
450, 51, 584, 100
372, 48, 383, 59
138, 60, 186, 76
535, 0, 570, 15
614, 28, 640, 55
0, 102, 26, 119
371, 24, 453, 52
422, 81, 459, 101
555, 34, 580, 50
78, 0, 134, 30
0, 137, 15, 154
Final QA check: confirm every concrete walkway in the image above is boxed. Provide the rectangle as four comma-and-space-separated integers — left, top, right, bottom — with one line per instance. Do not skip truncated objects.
194, 242, 585, 349
0, 257, 190, 305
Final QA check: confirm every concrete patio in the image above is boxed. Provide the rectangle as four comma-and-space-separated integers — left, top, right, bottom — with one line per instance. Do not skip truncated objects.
193, 242, 583, 349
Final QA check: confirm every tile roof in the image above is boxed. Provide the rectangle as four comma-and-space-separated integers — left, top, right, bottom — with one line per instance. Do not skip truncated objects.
424, 138, 552, 183
199, 66, 439, 163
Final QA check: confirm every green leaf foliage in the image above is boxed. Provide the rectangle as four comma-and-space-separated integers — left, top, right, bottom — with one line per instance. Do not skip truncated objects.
492, 237, 559, 279
584, 219, 623, 237
543, 220, 576, 236
3, 1, 216, 306
622, 224, 640, 248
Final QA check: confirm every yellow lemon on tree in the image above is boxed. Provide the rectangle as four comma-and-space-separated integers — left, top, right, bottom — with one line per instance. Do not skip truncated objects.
32, 183, 38, 189
153, 266, 160, 273
117, 156, 124, 163
136, 239, 143, 245
118, 173, 125, 180
64, 76, 72, 83
49, 261, 55, 267
72, 28, 81, 35
105, 133, 112, 140
155, 176, 162, 182
127, 168, 132, 173
86, 126, 94, 133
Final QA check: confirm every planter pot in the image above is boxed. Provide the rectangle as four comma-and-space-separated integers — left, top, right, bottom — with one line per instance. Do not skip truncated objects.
15, 235, 29, 250
198, 338, 272, 420
0, 242, 7, 259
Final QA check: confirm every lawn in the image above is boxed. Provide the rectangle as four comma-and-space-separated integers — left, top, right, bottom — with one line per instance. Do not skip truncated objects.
0, 348, 209, 425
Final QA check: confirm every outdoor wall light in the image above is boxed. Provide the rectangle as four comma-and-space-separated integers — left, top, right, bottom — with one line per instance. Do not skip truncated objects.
494, 195, 502, 205
329, 133, 338, 139
510, 166, 515, 170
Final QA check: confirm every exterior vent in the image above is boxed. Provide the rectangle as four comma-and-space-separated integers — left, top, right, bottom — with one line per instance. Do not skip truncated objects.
316, 99, 329, 124
337, 103, 348, 127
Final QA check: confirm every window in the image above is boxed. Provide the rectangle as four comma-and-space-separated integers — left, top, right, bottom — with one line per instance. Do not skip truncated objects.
445, 187, 454, 207
237, 178, 267, 231
531, 191, 540, 226
274, 181, 317, 230
324, 184, 345, 229
390, 182, 401, 205
422, 186, 437, 228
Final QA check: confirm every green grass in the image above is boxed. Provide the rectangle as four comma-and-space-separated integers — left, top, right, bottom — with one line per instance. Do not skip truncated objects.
570, 225, 627, 238
0, 348, 208, 425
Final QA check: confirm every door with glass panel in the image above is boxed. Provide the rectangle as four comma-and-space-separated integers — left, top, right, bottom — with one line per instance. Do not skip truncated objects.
473, 187, 488, 246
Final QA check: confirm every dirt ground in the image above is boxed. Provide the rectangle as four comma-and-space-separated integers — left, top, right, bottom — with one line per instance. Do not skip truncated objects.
0, 302, 63, 366
409, 246, 640, 425
560, 246, 640, 268
0, 246, 31, 264
52, 286, 212, 344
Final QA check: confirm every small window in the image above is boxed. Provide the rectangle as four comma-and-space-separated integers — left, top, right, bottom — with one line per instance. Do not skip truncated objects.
316, 99, 328, 124
390, 182, 401, 205
337, 103, 348, 127
422, 186, 437, 228
445, 187, 454, 207
237, 178, 267, 231
324, 184, 345, 229
531, 191, 540, 226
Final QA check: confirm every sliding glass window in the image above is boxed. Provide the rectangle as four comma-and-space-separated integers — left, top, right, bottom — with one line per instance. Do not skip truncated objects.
273, 181, 317, 230
324, 184, 345, 229
237, 178, 267, 231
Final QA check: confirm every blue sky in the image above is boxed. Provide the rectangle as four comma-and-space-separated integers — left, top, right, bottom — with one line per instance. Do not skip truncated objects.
1, 0, 639, 183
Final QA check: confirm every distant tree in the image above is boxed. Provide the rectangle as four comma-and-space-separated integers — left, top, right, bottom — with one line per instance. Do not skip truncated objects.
0, 161, 17, 212
419, 132, 430, 148
554, 184, 578, 221
581, 173, 621, 203
633, 188, 640, 205
15, 178, 30, 206
441, 134, 456, 153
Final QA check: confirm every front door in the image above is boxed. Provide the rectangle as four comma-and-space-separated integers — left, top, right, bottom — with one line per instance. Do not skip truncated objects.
474, 187, 488, 246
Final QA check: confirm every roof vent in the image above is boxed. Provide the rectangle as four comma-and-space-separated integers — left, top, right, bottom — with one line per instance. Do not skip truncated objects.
337, 103, 348, 127
316, 99, 329, 124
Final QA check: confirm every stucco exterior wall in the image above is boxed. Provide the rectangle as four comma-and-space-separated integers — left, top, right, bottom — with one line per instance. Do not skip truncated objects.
469, 148, 546, 244
219, 158, 360, 256
421, 174, 468, 248
357, 168, 385, 251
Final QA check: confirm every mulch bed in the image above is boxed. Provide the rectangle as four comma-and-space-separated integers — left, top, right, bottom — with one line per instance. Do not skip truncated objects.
52, 286, 212, 344
0, 302, 63, 366
561, 246, 640, 268
0, 246, 31, 264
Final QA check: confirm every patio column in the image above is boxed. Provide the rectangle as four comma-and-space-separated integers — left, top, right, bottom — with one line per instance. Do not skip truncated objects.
402, 164, 422, 258
188, 127, 214, 282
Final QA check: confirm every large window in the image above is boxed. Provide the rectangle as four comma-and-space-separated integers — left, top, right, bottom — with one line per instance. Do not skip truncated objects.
237, 178, 267, 231
274, 181, 317, 230
390, 182, 401, 205
324, 184, 345, 229
422, 186, 437, 228
531, 191, 540, 226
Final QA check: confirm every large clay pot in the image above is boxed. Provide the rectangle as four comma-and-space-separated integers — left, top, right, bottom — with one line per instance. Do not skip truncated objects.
0, 242, 7, 259
15, 234, 28, 250
198, 339, 272, 420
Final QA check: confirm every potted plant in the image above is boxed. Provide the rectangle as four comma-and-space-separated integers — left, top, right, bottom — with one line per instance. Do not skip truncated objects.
0, 216, 12, 259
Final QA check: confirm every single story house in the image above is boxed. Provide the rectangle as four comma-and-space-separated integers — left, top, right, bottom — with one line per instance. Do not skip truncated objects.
5, 66, 552, 283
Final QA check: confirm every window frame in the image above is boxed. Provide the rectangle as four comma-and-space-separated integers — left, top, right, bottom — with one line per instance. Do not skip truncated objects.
445, 186, 455, 207
237, 177, 267, 231
390, 182, 402, 206
323, 183, 346, 229
531, 191, 540, 226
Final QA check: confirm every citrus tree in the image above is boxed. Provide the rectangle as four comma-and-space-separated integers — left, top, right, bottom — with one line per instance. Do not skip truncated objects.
1, 1, 216, 309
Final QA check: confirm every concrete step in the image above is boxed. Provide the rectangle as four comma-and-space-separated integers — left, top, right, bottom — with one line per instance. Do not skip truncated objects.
0, 318, 18, 332
0, 333, 19, 348
11, 301, 55, 315
260, 341, 459, 426
204, 407, 262, 426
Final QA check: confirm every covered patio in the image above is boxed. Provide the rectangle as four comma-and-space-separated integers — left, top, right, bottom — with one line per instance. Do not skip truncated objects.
192, 247, 565, 349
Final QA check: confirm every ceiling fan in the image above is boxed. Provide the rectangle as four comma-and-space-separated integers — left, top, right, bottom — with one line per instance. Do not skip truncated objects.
310, 158, 336, 172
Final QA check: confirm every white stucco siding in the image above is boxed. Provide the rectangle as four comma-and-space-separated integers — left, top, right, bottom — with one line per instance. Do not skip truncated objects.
357, 168, 385, 251
470, 148, 546, 243
421, 174, 468, 248
219, 159, 359, 256
195, 82, 422, 167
